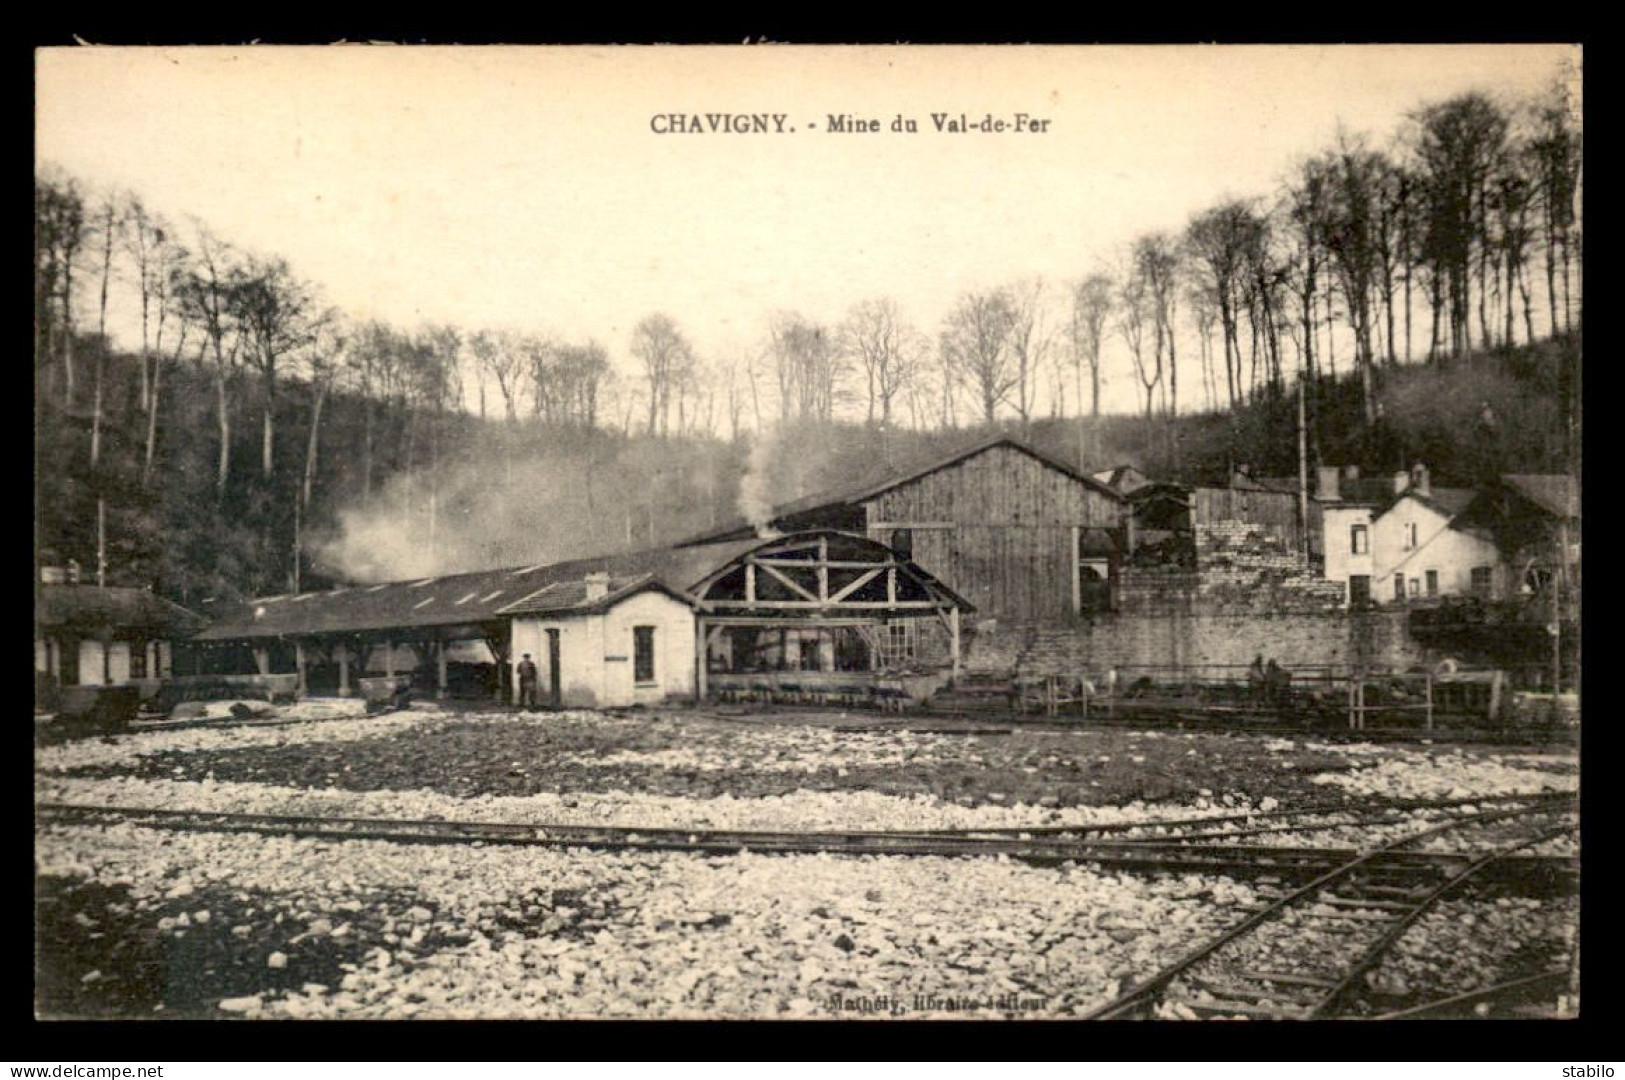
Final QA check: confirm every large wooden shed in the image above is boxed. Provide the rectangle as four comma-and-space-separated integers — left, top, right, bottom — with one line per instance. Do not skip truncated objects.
679, 435, 1127, 621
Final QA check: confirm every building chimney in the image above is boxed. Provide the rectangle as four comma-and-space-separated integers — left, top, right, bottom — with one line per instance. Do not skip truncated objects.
1316, 466, 1341, 501
584, 571, 611, 602
1342, 464, 1360, 482
1410, 462, 1431, 498
1393, 471, 1410, 496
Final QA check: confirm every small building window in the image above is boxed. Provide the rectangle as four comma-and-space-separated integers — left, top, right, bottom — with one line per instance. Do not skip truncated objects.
1425, 570, 1439, 597
1393, 573, 1406, 601
129, 641, 148, 680
1348, 575, 1371, 606
889, 528, 914, 561
1408, 578, 1421, 598
880, 621, 916, 667
1403, 522, 1418, 550
1351, 525, 1369, 555
633, 626, 656, 684
1470, 566, 1494, 597
1077, 558, 1112, 615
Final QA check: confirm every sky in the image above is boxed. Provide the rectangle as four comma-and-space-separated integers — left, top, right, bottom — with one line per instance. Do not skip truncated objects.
36, 44, 1580, 418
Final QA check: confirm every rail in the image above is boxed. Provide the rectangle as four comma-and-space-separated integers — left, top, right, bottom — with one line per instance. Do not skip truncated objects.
1079, 795, 1578, 1020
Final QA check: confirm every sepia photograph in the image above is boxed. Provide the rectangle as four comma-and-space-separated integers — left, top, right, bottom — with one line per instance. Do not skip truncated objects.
33, 43, 1580, 1022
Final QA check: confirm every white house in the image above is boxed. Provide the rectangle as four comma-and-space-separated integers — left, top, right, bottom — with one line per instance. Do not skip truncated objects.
1317, 464, 1501, 607
1370, 484, 1500, 604
500, 573, 698, 708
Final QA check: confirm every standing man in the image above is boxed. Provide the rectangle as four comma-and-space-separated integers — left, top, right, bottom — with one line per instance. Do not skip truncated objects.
517, 653, 539, 710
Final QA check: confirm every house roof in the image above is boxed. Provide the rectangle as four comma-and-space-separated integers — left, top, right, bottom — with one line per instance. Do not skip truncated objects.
36, 585, 206, 636
1093, 464, 1151, 494
1408, 487, 1477, 519
677, 434, 1123, 547
194, 539, 762, 641
1501, 474, 1579, 520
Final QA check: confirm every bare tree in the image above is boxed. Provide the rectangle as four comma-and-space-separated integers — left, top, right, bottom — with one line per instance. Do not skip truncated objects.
1116, 251, 1158, 455
1186, 200, 1262, 411
88, 192, 123, 474
1322, 136, 1385, 421
1136, 235, 1182, 446
1005, 277, 1054, 435
470, 329, 529, 424
231, 254, 320, 480
120, 194, 179, 413
1069, 273, 1114, 421
143, 241, 192, 485
1187, 282, 1219, 413
630, 313, 692, 435
841, 297, 919, 427
34, 170, 86, 403
1410, 92, 1510, 359
939, 288, 1018, 426
173, 223, 245, 498
770, 312, 840, 423
1529, 82, 1581, 337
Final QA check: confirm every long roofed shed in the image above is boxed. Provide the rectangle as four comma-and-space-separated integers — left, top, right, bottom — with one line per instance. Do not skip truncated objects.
194, 540, 763, 642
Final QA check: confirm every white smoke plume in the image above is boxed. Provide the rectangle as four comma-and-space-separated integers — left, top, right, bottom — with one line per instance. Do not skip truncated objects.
737, 427, 781, 538
309, 428, 739, 585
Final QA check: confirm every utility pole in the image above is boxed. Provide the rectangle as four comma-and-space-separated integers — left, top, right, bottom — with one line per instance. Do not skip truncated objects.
96, 499, 107, 587
1297, 373, 1310, 561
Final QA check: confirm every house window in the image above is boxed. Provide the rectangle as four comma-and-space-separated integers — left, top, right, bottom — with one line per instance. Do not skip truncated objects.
1351, 525, 1369, 555
1408, 578, 1421, 598
889, 528, 914, 561
1077, 558, 1112, 615
1393, 573, 1406, 601
129, 641, 148, 680
59, 639, 80, 686
1403, 522, 1418, 550
1425, 570, 1439, 598
1470, 566, 1494, 597
1349, 575, 1371, 605
633, 626, 656, 684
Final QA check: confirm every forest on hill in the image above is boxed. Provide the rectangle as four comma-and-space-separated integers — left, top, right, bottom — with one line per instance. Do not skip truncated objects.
34, 82, 1581, 605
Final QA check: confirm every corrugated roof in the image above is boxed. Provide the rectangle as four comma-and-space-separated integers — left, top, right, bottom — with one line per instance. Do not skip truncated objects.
195, 538, 762, 641
496, 574, 697, 616
1502, 474, 1579, 520
678, 434, 1123, 547
36, 585, 205, 636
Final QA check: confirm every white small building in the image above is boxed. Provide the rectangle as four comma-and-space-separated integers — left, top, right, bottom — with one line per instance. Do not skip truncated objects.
499, 573, 698, 708
1317, 464, 1501, 606
35, 581, 198, 691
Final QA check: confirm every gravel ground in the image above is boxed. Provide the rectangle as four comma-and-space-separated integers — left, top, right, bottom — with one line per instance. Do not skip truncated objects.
1356, 896, 1579, 1013
33, 704, 1579, 1020
42, 706, 1576, 810
36, 822, 1257, 1019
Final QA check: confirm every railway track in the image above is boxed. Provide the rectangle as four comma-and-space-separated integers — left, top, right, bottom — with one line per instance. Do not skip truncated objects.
1079, 797, 1579, 1020
34, 795, 1576, 890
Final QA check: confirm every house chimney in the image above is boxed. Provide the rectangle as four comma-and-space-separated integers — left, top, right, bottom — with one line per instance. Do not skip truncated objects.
1342, 464, 1360, 482
584, 571, 611, 602
1316, 466, 1341, 501
1410, 462, 1431, 498
1393, 471, 1410, 496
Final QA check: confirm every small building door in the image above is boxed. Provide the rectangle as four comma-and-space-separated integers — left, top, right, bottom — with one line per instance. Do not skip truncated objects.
546, 629, 561, 708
